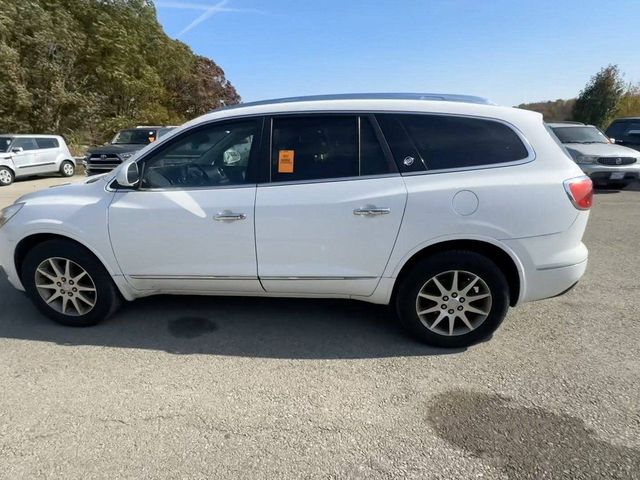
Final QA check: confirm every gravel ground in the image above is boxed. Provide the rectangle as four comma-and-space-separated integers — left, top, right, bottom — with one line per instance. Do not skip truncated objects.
0, 178, 639, 479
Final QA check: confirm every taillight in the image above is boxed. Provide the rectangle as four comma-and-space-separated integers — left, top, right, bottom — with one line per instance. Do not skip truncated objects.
563, 176, 593, 210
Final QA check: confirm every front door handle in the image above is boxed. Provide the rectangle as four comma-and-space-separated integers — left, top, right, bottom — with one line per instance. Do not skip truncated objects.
353, 206, 391, 216
214, 211, 247, 221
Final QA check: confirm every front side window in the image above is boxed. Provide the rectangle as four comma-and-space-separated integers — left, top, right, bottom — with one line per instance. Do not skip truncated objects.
270, 115, 394, 182
378, 114, 529, 172
12, 137, 39, 151
140, 120, 258, 189
35, 137, 60, 149
551, 126, 609, 144
0, 137, 13, 153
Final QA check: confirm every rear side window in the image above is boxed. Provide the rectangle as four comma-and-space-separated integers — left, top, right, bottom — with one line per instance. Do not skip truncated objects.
270, 115, 394, 183
377, 114, 529, 173
35, 137, 59, 149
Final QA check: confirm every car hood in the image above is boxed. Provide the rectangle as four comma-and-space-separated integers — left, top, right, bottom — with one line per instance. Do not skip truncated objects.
87, 144, 145, 155
564, 142, 640, 159
15, 175, 111, 205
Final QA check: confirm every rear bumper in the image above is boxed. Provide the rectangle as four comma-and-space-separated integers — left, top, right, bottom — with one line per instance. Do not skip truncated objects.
521, 259, 587, 302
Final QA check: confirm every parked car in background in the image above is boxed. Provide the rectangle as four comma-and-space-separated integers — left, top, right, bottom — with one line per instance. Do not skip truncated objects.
0, 94, 592, 348
548, 122, 640, 189
605, 117, 640, 152
83, 126, 175, 176
0, 135, 75, 186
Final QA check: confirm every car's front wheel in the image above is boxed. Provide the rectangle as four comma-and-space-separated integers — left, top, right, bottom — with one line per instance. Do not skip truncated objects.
60, 160, 75, 177
21, 239, 120, 326
396, 250, 510, 348
0, 166, 14, 186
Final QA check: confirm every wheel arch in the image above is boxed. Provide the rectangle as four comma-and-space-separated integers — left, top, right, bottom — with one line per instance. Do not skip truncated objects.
15, 233, 113, 286
391, 239, 523, 307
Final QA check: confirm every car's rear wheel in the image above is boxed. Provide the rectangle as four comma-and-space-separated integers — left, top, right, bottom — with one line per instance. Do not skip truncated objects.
0, 167, 14, 186
60, 160, 75, 177
396, 250, 509, 348
21, 239, 119, 326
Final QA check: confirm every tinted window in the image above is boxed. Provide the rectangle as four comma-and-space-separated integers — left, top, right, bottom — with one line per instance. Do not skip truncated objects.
270, 116, 394, 182
271, 116, 358, 182
112, 129, 157, 145
378, 114, 529, 172
12, 137, 39, 151
141, 120, 258, 189
606, 120, 640, 143
360, 117, 394, 176
35, 137, 59, 149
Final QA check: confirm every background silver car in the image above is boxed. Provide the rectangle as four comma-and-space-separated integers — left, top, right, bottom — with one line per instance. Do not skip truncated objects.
0, 134, 75, 186
549, 122, 640, 188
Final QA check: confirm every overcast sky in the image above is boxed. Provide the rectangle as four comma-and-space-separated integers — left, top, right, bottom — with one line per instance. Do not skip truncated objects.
156, 0, 640, 106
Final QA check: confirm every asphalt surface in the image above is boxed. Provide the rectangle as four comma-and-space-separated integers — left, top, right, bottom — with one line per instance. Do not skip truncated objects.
0, 177, 639, 479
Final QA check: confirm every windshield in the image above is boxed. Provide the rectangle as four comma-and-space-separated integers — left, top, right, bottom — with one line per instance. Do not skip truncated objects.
551, 126, 609, 144
111, 129, 157, 145
0, 137, 13, 153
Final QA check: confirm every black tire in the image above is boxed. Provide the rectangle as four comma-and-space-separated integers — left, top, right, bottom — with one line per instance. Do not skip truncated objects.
0, 166, 14, 186
59, 160, 75, 177
21, 239, 120, 326
395, 250, 510, 348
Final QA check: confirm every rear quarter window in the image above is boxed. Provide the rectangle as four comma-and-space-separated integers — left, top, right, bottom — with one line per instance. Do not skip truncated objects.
35, 137, 60, 149
377, 113, 529, 173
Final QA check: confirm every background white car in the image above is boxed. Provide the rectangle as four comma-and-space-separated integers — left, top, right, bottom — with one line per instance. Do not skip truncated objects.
0, 134, 75, 186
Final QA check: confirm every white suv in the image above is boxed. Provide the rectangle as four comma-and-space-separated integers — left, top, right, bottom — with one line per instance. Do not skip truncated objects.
0, 134, 76, 186
0, 94, 592, 347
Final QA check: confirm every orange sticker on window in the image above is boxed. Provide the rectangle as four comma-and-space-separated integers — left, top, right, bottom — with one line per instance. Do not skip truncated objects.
278, 150, 295, 173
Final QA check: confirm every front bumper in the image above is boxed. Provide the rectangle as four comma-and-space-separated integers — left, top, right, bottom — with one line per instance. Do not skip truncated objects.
579, 163, 640, 183
0, 229, 23, 291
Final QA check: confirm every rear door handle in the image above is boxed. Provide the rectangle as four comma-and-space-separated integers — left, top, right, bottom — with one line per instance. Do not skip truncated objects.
214, 211, 247, 221
353, 206, 391, 216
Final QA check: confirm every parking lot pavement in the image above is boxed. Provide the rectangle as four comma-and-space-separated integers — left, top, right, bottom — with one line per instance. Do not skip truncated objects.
0, 179, 639, 479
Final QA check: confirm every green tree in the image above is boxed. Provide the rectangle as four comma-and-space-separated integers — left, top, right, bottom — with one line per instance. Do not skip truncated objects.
572, 65, 625, 128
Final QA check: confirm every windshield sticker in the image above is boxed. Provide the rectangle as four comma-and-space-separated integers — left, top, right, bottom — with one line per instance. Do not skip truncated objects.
278, 150, 295, 173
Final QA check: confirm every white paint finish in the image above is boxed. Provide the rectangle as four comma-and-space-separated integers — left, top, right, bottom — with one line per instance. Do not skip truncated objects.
452, 190, 479, 216
255, 177, 407, 295
108, 187, 262, 293
0, 96, 591, 311
0, 135, 73, 179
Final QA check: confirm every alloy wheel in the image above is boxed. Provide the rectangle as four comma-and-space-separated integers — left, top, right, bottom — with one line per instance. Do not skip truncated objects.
34, 257, 97, 316
63, 163, 74, 176
415, 270, 492, 336
0, 169, 12, 185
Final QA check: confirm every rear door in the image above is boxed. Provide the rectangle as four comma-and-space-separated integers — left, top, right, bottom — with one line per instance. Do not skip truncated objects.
255, 115, 407, 296
34, 137, 61, 173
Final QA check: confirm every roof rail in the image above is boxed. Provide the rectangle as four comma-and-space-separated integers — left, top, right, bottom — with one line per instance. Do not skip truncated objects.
214, 93, 495, 113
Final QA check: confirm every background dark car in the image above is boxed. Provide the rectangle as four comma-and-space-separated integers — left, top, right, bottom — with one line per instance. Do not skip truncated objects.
605, 118, 640, 151
84, 126, 175, 175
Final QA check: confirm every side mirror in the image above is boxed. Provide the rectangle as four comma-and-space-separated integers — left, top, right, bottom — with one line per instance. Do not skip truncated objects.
116, 160, 140, 187
609, 138, 616, 144
11, 147, 23, 154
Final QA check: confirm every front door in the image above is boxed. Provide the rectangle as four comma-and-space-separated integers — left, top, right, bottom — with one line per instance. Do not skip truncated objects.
255, 115, 407, 296
109, 118, 264, 293
10, 137, 38, 175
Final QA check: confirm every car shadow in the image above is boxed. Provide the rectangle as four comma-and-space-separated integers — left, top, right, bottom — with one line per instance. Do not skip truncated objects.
0, 276, 462, 359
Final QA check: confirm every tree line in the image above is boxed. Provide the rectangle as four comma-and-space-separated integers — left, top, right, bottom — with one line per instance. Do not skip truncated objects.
518, 65, 640, 128
0, 0, 240, 151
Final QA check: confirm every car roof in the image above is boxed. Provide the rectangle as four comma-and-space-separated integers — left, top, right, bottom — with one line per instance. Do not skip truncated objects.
217, 93, 494, 113
0, 134, 63, 138
610, 117, 640, 121
180, 92, 542, 132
